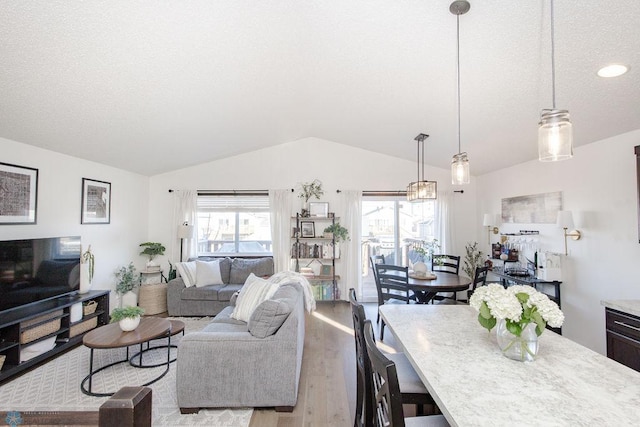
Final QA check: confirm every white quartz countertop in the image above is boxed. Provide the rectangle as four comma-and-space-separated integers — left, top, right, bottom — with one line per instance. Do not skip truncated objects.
601, 299, 640, 317
380, 304, 640, 426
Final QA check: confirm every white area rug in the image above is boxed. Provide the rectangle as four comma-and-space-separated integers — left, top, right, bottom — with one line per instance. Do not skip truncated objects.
0, 317, 253, 426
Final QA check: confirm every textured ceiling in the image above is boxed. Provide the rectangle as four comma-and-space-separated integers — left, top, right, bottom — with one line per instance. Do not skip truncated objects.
1, 1, 639, 176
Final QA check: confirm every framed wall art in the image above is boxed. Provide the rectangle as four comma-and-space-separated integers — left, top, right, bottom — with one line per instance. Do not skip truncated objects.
501, 191, 562, 224
81, 178, 111, 224
300, 221, 315, 238
309, 202, 329, 218
0, 162, 38, 224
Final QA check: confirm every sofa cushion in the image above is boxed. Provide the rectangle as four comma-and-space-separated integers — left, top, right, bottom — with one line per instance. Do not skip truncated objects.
181, 284, 224, 301
218, 284, 243, 301
176, 261, 197, 287
248, 298, 292, 338
209, 306, 247, 326
195, 260, 223, 287
231, 273, 279, 322
229, 257, 274, 284
202, 321, 248, 333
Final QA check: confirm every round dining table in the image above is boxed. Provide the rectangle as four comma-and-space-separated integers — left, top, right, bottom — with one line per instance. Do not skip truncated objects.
408, 273, 472, 303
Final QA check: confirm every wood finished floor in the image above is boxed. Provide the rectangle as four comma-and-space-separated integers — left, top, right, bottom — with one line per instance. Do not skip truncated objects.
248, 301, 400, 427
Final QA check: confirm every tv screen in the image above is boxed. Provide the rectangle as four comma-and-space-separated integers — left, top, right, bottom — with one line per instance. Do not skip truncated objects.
0, 236, 81, 313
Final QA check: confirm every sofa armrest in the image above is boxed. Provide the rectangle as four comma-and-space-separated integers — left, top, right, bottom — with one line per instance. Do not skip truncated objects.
167, 278, 186, 315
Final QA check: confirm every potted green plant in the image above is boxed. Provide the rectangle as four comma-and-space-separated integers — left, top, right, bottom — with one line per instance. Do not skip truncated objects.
411, 239, 441, 276
110, 306, 145, 331
323, 222, 350, 243
139, 242, 166, 269
298, 179, 324, 216
115, 262, 138, 307
462, 241, 484, 279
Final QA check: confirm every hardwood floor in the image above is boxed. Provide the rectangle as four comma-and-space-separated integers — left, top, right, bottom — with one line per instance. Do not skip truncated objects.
248, 301, 401, 427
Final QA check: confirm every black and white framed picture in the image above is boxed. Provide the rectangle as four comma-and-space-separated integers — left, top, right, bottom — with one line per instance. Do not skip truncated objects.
81, 178, 111, 224
0, 162, 38, 224
300, 221, 315, 238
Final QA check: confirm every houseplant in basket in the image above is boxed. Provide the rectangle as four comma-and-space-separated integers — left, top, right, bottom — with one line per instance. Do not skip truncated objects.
110, 306, 145, 331
115, 262, 138, 307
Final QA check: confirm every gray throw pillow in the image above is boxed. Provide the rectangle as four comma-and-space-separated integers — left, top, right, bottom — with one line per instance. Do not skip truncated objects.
248, 299, 291, 338
230, 257, 274, 284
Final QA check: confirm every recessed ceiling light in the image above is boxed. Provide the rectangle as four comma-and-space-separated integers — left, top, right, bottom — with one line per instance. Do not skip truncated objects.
597, 64, 629, 78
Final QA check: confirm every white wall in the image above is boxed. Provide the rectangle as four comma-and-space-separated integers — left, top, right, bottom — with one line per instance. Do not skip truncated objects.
1, 137, 150, 309
148, 137, 478, 286
477, 129, 640, 354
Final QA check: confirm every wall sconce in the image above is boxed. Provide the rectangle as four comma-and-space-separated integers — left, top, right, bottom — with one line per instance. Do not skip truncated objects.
482, 213, 499, 244
178, 222, 195, 262
556, 210, 581, 255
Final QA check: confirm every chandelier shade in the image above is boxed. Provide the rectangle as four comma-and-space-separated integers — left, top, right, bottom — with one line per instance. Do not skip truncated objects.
407, 133, 437, 201
451, 152, 470, 185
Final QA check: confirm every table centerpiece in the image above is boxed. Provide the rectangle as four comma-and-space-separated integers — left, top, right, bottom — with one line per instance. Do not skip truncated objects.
469, 283, 564, 362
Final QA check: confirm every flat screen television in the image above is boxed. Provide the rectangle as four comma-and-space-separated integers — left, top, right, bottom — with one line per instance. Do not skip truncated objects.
0, 236, 81, 313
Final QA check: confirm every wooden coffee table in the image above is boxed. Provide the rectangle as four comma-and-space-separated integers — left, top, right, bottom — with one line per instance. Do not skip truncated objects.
81, 317, 172, 397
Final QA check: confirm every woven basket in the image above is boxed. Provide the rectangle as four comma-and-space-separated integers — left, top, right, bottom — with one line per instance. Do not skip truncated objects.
20, 310, 63, 344
70, 317, 98, 338
138, 283, 167, 315
83, 300, 98, 316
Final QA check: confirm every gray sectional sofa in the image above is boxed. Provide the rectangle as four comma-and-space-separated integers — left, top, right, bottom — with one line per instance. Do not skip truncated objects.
167, 257, 274, 316
176, 281, 305, 412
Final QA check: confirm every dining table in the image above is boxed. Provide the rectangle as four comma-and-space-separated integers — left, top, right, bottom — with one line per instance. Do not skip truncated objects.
407, 272, 471, 304
379, 304, 640, 426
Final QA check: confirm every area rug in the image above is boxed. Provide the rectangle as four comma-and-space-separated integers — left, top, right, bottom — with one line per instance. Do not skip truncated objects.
0, 317, 253, 426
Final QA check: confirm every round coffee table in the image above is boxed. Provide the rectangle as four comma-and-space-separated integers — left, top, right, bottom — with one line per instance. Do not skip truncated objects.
81, 317, 172, 397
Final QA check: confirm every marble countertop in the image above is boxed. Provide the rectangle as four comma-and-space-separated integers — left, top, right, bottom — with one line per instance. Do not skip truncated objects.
601, 300, 640, 317
380, 304, 640, 426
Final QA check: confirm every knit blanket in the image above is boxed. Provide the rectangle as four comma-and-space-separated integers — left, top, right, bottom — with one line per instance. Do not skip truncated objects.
267, 271, 316, 312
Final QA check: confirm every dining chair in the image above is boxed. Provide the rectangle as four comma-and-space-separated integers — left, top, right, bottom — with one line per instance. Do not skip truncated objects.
370, 255, 386, 324
349, 289, 437, 427
363, 320, 449, 427
463, 266, 489, 303
431, 254, 461, 275
374, 264, 413, 340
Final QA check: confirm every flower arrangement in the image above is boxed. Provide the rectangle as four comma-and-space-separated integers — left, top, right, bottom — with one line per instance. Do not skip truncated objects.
297, 179, 324, 203
411, 239, 443, 266
462, 241, 483, 279
469, 283, 564, 336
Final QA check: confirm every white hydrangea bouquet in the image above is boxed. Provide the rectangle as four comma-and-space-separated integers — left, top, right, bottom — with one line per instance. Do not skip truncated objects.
469, 283, 564, 337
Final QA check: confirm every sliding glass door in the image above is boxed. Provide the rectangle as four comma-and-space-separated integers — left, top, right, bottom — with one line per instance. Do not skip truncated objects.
360, 197, 436, 301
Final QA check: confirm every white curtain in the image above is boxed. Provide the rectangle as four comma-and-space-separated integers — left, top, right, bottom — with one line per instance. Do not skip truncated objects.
171, 190, 197, 262
338, 190, 362, 300
269, 189, 293, 273
435, 190, 454, 255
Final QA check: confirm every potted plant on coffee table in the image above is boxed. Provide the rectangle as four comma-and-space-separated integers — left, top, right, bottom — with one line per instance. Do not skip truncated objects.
115, 262, 138, 307
110, 306, 145, 331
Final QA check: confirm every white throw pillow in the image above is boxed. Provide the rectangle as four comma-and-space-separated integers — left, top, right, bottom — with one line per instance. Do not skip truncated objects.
231, 273, 279, 322
176, 261, 197, 287
195, 260, 223, 287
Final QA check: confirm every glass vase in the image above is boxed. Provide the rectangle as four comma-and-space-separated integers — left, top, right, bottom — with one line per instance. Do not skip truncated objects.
496, 319, 539, 362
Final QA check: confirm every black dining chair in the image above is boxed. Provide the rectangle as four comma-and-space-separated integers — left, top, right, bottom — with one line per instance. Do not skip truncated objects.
349, 289, 437, 427
431, 254, 461, 303
462, 266, 489, 303
374, 264, 414, 340
370, 254, 386, 324
363, 320, 449, 427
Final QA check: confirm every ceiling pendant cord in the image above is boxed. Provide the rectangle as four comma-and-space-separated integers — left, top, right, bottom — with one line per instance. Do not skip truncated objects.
450, 1, 470, 185
551, 0, 556, 110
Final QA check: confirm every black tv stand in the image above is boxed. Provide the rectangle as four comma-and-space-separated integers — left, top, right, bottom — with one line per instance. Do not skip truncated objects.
0, 290, 110, 384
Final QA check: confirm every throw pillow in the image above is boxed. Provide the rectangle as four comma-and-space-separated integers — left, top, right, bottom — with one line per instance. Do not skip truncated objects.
248, 298, 291, 338
195, 260, 223, 287
176, 261, 197, 287
231, 273, 279, 322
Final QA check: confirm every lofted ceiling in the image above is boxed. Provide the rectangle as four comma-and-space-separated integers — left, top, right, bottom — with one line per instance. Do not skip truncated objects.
1, 1, 639, 177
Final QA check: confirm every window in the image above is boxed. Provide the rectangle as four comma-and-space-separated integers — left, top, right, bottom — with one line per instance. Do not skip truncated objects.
197, 194, 272, 256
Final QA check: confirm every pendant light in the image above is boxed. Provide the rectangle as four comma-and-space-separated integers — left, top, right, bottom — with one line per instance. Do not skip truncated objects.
407, 133, 437, 201
450, 0, 470, 185
538, 0, 573, 162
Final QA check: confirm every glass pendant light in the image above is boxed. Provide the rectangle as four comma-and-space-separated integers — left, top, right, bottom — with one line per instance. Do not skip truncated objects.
538, 0, 573, 162
450, 1, 471, 185
407, 133, 437, 201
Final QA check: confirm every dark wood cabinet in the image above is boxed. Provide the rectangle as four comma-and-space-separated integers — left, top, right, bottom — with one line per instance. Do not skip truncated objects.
605, 308, 640, 372
0, 290, 109, 383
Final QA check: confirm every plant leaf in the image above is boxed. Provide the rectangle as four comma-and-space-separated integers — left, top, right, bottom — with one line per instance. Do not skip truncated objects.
478, 313, 496, 331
